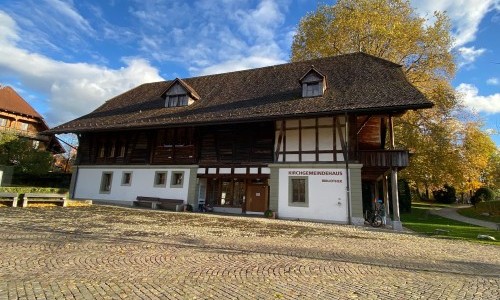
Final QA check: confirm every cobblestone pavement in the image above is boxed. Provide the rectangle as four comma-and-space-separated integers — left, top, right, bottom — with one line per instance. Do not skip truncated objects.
0, 205, 499, 300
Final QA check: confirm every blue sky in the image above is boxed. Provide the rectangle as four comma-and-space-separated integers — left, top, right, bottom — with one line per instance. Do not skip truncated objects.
0, 0, 499, 145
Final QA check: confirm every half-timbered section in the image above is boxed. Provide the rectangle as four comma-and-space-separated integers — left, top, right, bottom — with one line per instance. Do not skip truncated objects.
48, 52, 432, 229
274, 116, 348, 163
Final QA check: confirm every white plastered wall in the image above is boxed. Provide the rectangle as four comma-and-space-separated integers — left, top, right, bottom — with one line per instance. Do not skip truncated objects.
74, 166, 193, 204
277, 168, 348, 223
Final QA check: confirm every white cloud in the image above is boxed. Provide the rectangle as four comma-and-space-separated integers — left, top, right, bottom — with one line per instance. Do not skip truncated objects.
0, 10, 163, 127
195, 56, 286, 76
487, 77, 499, 85
484, 128, 498, 135
128, 0, 290, 75
0, 10, 18, 42
44, 0, 94, 35
456, 83, 500, 114
233, 0, 285, 41
457, 46, 486, 67
2, 0, 99, 58
411, 0, 497, 47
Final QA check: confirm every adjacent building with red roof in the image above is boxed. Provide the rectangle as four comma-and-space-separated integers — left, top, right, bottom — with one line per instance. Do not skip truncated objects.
0, 85, 63, 153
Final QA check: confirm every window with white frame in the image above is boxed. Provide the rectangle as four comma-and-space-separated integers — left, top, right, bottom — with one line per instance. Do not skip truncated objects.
154, 171, 167, 187
0, 118, 7, 127
288, 176, 308, 207
100, 172, 113, 193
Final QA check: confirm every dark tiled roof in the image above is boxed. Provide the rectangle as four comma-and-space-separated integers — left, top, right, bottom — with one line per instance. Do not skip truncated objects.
48, 52, 432, 134
0, 86, 42, 118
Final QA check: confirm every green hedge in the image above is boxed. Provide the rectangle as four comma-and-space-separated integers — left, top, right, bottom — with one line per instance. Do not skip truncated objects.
11, 173, 71, 189
0, 186, 68, 194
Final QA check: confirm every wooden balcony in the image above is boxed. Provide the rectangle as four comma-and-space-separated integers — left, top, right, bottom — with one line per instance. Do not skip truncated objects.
359, 150, 409, 168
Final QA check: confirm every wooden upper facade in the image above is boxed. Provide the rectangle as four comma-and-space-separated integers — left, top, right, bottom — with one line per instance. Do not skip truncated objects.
48, 52, 431, 180
75, 114, 408, 181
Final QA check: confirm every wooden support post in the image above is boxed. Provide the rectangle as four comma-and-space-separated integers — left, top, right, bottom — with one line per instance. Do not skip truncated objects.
382, 175, 391, 226
391, 167, 402, 230
389, 115, 402, 231
274, 120, 284, 162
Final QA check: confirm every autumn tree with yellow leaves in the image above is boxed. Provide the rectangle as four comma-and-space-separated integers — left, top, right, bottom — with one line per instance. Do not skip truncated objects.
291, 0, 498, 198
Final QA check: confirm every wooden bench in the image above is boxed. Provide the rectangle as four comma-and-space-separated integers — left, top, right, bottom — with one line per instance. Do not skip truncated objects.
22, 193, 67, 207
133, 196, 184, 211
0, 192, 19, 207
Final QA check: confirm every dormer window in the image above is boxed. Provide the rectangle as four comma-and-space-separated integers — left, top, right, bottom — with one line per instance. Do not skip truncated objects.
299, 66, 327, 97
162, 78, 200, 108
166, 94, 188, 107
305, 82, 321, 97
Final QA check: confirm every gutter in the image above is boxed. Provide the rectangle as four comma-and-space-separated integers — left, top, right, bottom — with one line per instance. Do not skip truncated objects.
344, 112, 351, 225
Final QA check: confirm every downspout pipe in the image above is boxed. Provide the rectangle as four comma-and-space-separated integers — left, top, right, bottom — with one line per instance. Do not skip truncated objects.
344, 112, 351, 225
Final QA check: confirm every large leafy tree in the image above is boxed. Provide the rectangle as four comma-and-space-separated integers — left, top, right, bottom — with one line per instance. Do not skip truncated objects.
460, 123, 498, 192
484, 149, 500, 193
291, 0, 493, 196
0, 133, 53, 175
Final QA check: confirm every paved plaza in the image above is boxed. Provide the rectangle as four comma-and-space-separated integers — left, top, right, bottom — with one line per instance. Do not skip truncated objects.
0, 205, 498, 299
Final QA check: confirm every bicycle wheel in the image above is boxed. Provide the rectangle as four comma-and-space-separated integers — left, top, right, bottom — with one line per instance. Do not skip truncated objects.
371, 215, 383, 227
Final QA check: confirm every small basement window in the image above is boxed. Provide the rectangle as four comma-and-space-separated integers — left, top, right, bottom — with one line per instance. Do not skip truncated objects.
121, 172, 132, 186
154, 171, 167, 187
100, 172, 113, 194
170, 171, 184, 188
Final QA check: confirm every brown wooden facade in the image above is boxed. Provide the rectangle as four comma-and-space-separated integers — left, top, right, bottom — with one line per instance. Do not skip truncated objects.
76, 114, 407, 182
77, 121, 274, 166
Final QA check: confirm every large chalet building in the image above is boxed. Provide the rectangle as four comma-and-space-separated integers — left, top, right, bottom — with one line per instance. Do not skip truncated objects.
48, 53, 431, 229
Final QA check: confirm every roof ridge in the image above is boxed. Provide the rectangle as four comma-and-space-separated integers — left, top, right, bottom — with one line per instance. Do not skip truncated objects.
0, 85, 42, 118
120, 52, 400, 88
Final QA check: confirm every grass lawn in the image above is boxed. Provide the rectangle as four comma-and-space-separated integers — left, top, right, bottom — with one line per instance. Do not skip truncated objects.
457, 201, 500, 223
401, 202, 499, 245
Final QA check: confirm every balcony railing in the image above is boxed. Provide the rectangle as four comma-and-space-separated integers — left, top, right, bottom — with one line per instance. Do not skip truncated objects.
359, 150, 409, 168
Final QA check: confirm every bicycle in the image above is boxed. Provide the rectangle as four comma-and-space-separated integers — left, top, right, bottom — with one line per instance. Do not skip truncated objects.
364, 209, 383, 227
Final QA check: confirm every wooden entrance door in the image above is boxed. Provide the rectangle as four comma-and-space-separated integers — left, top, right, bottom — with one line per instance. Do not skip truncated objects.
245, 185, 269, 212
